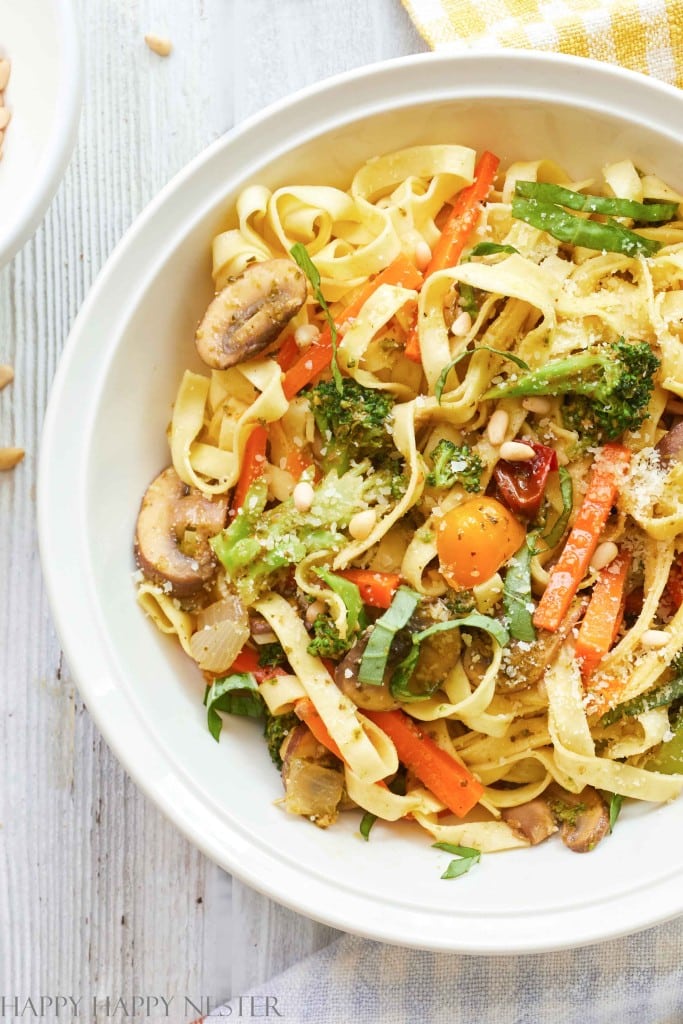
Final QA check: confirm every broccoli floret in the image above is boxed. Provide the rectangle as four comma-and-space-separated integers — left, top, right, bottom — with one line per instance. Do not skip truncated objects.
307, 614, 355, 659
427, 439, 483, 492
258, 642, 287, 668
307, 378, 399, 473
264, 710, 299, 769
483, 339, 660, 445
212, 463, 396, 603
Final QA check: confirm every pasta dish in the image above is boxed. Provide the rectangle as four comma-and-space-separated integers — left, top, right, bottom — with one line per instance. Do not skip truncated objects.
133, 145, 683, 864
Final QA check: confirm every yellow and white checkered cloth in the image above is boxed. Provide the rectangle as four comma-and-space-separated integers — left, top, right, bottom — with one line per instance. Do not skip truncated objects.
401, 0, 683, 87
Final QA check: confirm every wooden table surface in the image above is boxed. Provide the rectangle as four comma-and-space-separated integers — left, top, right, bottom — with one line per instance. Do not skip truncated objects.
0, 0, 426, 1016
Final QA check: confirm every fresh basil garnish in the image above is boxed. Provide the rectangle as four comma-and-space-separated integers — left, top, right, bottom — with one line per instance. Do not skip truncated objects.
206, 672, 264, 742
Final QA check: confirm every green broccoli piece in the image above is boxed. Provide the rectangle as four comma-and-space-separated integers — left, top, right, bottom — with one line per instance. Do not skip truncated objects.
427, 439, 483, 492
211, 463, 395, 603
264, 710, 299, 770
307, 614, 355, 659
483, 338, 660, 445
257, 642, 288, 668
307, 378, 399, 473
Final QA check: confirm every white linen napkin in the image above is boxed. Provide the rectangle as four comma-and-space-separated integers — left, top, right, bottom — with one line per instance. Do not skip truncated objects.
202, 920, 683, 1023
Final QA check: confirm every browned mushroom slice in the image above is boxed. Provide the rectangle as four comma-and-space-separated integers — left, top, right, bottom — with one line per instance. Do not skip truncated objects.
134, 466, 228, 596
546, 784, 610, 853
195, 258, 307, 369
501, 798, 558, 845
655, 421, 683, 466
335, 634, 401, 712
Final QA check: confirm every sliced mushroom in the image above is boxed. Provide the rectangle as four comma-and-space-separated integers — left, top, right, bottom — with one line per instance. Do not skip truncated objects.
463, 600, 585, 693
195, 258, 307, 369
335, 634, 401, 711
501, 798, 558, 846
135, 466, 227, 596
546, 784, 610, 853
655, 421, 683, 466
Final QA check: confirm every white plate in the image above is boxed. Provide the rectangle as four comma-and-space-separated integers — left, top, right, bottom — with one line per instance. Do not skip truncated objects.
0, 0, 82, 267
38, 51, 683, 953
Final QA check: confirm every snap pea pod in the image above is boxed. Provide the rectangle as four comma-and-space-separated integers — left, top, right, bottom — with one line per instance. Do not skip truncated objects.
514, 181, 679, 223
511, 196, 661, 257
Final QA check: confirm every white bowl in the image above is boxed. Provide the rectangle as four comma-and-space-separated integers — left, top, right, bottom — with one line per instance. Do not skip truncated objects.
0, 0, 82, 267
38, 51, 683, 953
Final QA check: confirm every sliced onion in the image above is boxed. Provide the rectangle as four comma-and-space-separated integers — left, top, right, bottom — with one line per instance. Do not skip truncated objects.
283, 758, 344, 819
190, 596, 249, 672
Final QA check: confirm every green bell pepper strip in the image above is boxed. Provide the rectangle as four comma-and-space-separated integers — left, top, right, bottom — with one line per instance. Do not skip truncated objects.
514, 181, 678, 223
511, 196, 661, 257
600, 674, 683, 727
541, 467, 573, 549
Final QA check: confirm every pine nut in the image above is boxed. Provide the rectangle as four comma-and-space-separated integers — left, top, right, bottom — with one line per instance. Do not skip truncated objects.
522, 397, 551, 415
499, 440, 535, 462
486, 409, 509, 446
0, 60, 10, 92
0, 365, 13, 390
641, 629, 670, 649
414, 240, 432, 271
292, 481, 315, 513
294, 323, 319, 347
0, 447, 24, 470
144, 34, 173, 57
305, 600, 325, 626
451, 311, 472, 336
348, 509, 377, 541
590, 541, 619, 572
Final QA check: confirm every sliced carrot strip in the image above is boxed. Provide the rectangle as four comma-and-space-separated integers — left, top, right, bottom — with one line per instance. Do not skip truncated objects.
294, 697, 344, 760
575, 550, 631, 680
282, 254, 422, 398
230, 423, 268, 517
364, 709, 484, 817
404, 150, 500, 362
533, 443, 632, 633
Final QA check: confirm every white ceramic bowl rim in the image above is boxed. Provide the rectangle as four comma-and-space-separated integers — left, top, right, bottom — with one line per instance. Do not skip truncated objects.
38, 50, 683, 953
0, 0, 82, 267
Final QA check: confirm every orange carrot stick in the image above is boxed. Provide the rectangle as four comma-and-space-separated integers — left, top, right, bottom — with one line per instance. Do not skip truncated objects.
575, 550, 631, 680
364, 709, 484, 817
230, 423, 268, 516
294, 697, 344, 760
533, 443, 632, 633
404, 150, 500, 362
276, 333, 300, 372
337, 569, 402, 609
283, 254, 423, 398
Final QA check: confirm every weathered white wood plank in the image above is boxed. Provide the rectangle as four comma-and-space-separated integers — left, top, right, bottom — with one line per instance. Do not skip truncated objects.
0, 0, 424, 1013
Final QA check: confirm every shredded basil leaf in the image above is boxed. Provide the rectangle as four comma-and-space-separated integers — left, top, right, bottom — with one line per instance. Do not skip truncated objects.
432, 841, 482, 880
468, 242, 520, 257
542, 466, 573, 549
315, 567, 367, 636
503, 535, 536, 643
390, 612, 509, 701
357, 587, 422, 686
436, 346, 530, 404
359, 811, 377, 840
290, 242, 343, 393
206, 672, 264, 742
608, 792, 624, 833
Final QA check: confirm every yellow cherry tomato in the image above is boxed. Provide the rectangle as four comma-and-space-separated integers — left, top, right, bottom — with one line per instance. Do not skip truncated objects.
436, 497, 525, 589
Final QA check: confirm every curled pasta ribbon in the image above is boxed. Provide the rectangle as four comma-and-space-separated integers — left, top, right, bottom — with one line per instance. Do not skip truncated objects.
408, 649, 514, 739
259, 674, 306, 716
413, 813, 529, 853
545, 645, 683, 801
601, 707, 670, 760
171, 361, 288, 496
338, 283, 419, 396
137, 583, 195, 658
294, 552, 348, 638
254, 593, 396, 783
